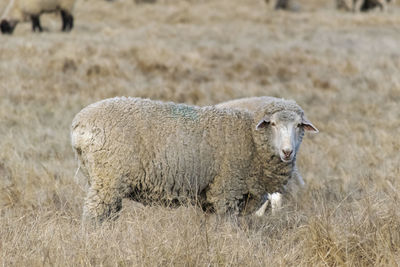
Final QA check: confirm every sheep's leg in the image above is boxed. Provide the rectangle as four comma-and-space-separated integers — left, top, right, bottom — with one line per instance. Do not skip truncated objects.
206, 175, 244, 216
255, 198, 269, 217
82, 181, 123, 224
31, 15, 42, 32
254, 192, 283, 216
61, 10, 74, 32
269, 192, 282, 214
353, 0, 364, 12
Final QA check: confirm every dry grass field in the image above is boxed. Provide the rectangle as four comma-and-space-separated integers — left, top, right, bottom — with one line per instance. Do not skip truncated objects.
1, 0, 400, 265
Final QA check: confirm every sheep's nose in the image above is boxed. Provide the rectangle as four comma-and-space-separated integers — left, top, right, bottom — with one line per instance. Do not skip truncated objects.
282, 149, 293, 158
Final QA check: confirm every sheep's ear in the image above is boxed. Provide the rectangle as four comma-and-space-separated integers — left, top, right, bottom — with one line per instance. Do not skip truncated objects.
256, 117, 270, 130
301, 118, 318, 133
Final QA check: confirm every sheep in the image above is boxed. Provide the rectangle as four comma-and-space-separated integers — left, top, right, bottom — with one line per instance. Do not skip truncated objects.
0, 0, 75, 34
215, 96, 317, 215
336, 0, 394, 12
71, 97, 318, 223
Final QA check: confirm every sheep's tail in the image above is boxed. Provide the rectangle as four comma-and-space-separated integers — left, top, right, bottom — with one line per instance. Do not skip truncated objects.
1, 0, 15, 20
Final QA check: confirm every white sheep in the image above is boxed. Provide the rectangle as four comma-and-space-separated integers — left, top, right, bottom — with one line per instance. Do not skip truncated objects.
216, 96, 317, 215
1, 0, 75, 34
71, 97, 318, 223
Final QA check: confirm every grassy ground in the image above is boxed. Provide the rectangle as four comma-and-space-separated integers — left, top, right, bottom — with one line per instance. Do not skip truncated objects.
1, 0, 400, 265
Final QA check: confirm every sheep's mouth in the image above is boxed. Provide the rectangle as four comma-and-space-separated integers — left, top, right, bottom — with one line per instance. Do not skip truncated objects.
280, 155, 293, 163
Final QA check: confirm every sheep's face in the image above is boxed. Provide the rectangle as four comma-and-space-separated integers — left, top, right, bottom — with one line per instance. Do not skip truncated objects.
1, 19, 18, 34
256, 111, 318, 162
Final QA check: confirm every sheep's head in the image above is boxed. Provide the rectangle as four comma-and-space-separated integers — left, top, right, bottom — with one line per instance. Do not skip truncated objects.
256, 110, 318, 163
1, 19, 18, 34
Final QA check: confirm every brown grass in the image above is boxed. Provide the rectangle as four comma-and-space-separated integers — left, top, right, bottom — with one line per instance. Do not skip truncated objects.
1, 0, 400, 265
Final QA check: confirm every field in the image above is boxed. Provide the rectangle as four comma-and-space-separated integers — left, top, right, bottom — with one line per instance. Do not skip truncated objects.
1, 0, 400, 265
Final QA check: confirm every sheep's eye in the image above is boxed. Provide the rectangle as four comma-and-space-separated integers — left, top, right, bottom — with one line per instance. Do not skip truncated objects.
270, 122, 276, 126
297, 123, 302, 128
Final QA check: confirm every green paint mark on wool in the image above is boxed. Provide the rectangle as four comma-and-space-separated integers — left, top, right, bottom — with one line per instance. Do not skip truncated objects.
169, 104, 199, 121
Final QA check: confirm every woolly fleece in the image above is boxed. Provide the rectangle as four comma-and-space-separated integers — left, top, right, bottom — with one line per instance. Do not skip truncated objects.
71, 97, 296, 222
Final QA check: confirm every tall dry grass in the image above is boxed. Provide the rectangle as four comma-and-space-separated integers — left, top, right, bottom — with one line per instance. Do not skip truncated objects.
1, 0, 400, 265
